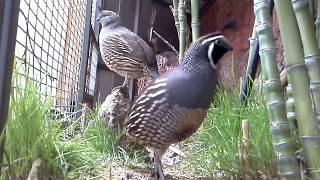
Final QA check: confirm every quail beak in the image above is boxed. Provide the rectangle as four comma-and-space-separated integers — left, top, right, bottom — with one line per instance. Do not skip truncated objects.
96, 17, 101, 22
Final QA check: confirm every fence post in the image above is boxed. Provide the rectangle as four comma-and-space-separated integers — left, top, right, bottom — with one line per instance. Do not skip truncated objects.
76, 0, 93, 118
0, 0, 21, 169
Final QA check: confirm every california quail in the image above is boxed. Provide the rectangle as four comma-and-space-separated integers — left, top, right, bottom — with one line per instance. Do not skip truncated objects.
124, 32, 233, 179
138, 51, 178, 95
99, 86, 131, 133
98, 10, 159, 86
155, 51, 178, 74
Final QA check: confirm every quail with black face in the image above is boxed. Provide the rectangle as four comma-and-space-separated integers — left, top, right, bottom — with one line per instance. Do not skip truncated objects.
98, 10, 159, 86
124, 32, 233, 179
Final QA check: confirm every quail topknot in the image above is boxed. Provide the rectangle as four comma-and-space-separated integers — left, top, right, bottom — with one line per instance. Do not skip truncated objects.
124, 32, 233, 179
98, 10, 159, 86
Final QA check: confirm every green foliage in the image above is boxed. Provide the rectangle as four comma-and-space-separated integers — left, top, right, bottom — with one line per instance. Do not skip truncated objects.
2, 66, 146, 179
3, 69, 61, 178
184, 88, 274, 178
83, 109, 120, 155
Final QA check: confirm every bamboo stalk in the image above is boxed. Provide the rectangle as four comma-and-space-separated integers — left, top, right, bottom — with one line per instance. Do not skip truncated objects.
238, 119, 251, 176
178, 0, 187, 62
27, 157, 42, 180
285, 84, 298, 131
241, 119, 251, 174
241, 1, 274, 105
191, 0, 200, 41
253, 0, 301, 179
292, 0, 320, 127
241, 19, 259, 104
274, 0, 320, 179
316, 0, 320, 47
247, 19, 258, 73
242, 120, 250, 157
308, 0, 315, 20
170, 0, 180, 37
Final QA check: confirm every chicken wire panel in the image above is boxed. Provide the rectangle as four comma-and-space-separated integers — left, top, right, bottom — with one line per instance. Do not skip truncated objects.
14, 0, 87, 113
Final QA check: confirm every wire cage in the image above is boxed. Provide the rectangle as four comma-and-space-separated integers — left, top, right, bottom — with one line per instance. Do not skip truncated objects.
13, 0, 98, 115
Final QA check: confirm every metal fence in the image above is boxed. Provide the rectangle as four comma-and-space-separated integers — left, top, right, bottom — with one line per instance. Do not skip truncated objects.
0, 0, 99, 165
13, 0, 98, 114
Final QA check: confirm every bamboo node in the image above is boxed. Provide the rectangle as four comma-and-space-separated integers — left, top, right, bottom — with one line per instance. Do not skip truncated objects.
310, 82, 320, 91
305, 55, 320, 67
286, 63, 307, 72
253, 0, 270, 12
256, 22, 273, 34
263, 79, 282, 86
248, 36, 257, 44
301, 135, 320, 141
266, 99, 286, 107
191, 22, 200, 26
291, 0, 309, 11
259, 47, 276, 54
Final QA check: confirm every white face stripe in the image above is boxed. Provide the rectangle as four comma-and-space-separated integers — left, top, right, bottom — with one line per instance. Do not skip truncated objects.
208, 43, 217, 70
201, 35, 225, 45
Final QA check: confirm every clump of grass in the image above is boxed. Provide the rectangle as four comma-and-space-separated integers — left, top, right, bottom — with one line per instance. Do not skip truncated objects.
184, 88, 274, 179
3, 70, 61, 178
2, 66, 147, 179
55, 107, 121, 177
54, 105, 148, 178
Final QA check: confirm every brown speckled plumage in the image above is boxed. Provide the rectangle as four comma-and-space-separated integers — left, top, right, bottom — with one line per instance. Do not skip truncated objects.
137, 51, 178, 94
98, 10, 158, 82
127, 78, 207, 149
99, 86, 131, 133
124, 33, 233, 179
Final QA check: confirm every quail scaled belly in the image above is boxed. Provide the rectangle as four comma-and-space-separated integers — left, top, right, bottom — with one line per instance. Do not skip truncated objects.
124, 32, 233, 179
98, 10, 159, 86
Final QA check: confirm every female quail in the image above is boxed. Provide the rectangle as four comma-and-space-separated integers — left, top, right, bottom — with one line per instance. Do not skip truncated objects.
98, 10, 159, 86
124, 32, 233, 179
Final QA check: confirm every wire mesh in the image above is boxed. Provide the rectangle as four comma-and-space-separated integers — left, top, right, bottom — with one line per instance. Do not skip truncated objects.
14, 0, 92, 114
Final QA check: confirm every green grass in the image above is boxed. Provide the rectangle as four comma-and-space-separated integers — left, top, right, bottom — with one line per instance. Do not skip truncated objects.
56, 108, 148, 178
3, 70, 61, 178
2, 67, 147, 179
184, 88, 275, 179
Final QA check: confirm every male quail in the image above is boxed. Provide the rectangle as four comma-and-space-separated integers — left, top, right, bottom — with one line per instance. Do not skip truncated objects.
124, 32, 233, 179
98, 10, 159, 86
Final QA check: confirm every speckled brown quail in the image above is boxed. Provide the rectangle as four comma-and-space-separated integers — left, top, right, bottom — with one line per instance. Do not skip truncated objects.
99, 86, 131, 133
137, 51, 178, 94
98, 10, 159, 86
124, 32, 233, 179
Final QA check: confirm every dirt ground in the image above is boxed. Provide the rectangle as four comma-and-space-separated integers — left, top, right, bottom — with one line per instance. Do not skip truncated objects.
106, 145, 230, 180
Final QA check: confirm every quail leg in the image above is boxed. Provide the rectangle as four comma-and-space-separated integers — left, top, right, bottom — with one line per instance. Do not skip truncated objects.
121, 77, 128, 87
121, 74, 129, 87
153, 149, 165, 180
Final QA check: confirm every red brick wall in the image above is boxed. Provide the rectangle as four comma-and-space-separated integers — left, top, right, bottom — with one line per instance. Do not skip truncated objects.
200, 0, 284, 87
